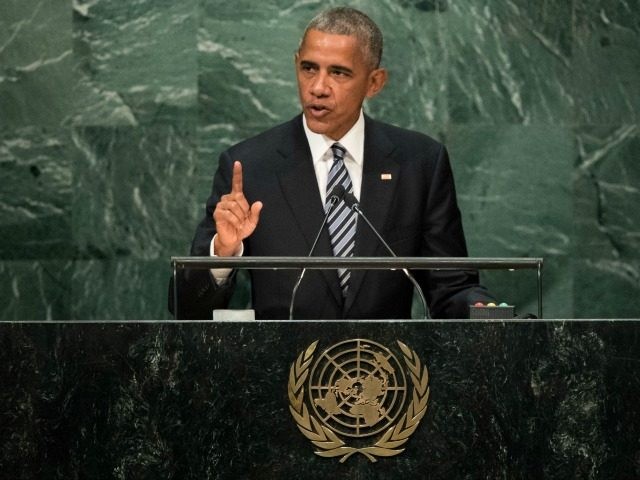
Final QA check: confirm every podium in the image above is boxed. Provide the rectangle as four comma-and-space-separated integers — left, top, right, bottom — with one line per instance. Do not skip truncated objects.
2, 319, 639, 478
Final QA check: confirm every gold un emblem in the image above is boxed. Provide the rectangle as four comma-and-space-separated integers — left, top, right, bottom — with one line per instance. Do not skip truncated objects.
288, 338, 429, 463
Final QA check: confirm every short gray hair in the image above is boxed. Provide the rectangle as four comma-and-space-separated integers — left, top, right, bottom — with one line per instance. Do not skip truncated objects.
301, 7, 383, 69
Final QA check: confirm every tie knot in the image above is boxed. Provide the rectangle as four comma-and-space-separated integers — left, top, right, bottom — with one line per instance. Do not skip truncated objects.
331, 143, 346, 162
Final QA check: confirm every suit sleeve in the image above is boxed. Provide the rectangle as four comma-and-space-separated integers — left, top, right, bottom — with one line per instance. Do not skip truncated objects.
419, 145, 495, 318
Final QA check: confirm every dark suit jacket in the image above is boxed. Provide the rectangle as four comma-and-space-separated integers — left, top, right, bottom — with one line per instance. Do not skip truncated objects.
171, 114, 493, 319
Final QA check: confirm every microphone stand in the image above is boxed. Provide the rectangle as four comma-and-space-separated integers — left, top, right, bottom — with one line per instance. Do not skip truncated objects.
288, 186, 346, 320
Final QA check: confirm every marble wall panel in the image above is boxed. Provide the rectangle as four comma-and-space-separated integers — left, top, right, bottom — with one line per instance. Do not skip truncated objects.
197, 6, 300, 139
71, 125, 199, 261
72, 0, 198, 127
449, 124, 574, 317
574, 125, 640, 317
441, 0, 574, 124
573, 0, 640, 124
0, 0, 74, 127
70, 259, 172, 319
0, 261, 71, 319
0, 127, 73, 259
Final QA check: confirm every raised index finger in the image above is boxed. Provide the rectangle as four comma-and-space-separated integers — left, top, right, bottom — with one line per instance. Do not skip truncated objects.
231, 160, 243, 194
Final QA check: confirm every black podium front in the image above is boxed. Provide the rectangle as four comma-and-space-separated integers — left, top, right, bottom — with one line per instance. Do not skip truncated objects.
2, 319, 639, 479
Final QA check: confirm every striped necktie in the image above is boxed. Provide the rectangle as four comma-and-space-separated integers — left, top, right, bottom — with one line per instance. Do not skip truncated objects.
325, 143, 357, 296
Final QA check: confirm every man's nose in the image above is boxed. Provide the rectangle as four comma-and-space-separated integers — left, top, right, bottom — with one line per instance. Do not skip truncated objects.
310, 72, 330, 97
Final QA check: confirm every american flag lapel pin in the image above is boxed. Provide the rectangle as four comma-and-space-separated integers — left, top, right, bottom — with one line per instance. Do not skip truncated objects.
380, 173, 392, 181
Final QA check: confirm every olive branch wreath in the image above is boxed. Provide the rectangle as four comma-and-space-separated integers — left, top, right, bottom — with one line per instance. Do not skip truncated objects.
288, 340, 430, 463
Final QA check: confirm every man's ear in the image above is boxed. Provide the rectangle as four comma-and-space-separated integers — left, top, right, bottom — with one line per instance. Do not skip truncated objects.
366, 68, 388, 99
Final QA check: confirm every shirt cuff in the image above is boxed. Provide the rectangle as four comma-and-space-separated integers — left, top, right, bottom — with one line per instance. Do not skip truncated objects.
210, 234, 243, 285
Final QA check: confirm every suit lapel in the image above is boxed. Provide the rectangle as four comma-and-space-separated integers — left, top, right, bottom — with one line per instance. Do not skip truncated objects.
344, 117, 400, 315
275, 117, 343, 306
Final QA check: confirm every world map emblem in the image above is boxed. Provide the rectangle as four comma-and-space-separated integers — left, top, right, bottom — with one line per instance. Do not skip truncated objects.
288, 339, 430, 463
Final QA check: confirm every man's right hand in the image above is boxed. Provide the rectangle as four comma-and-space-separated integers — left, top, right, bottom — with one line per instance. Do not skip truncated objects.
213, 161, 263, 257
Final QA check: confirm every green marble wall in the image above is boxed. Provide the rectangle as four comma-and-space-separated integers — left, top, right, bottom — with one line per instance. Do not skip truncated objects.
1, 0, 639, 319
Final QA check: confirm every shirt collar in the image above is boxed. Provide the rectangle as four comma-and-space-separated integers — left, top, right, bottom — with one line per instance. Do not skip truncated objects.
302, 110, 365, 165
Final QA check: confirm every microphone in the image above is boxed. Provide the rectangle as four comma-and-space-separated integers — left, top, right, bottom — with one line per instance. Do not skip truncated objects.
343, 193, 430, 319
288, 185, 346, 320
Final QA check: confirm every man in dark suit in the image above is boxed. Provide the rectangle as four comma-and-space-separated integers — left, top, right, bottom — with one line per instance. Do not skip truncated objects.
171, 7, 493, 320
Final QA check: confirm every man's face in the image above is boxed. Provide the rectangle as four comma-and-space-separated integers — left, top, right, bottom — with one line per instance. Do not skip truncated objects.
295, 29, 386, 140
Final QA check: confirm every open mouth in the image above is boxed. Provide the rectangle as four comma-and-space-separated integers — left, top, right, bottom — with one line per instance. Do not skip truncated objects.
307, 104, 330, 117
